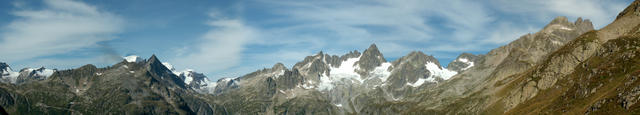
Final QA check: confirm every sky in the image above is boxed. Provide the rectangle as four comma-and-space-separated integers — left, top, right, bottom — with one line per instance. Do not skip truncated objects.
0, 0, 633, 80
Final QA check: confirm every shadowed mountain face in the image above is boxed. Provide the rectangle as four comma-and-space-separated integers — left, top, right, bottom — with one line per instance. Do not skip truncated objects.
2, 1, 640, 114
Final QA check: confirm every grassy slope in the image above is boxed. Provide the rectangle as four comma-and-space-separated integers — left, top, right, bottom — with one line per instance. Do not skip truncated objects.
507, 27, 640, 114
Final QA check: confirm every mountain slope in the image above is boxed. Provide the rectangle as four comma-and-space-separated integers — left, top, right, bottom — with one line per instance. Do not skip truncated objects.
2, 1, 640, 114
0, 55, 227, 114
503, 1, 640, 114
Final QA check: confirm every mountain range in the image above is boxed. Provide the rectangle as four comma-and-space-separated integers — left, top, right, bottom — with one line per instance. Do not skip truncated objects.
2, 0, 640, 114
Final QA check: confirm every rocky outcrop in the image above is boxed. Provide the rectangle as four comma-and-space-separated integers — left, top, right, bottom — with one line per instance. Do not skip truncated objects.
507, 32, 640, 114
356, 44, 387, 77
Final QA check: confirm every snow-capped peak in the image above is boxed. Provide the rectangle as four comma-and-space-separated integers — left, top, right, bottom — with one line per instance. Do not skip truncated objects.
162, 62, 175, 71
25, 67, 56, 78
316, 55, 393, 91
456, 58, 474, 71
124, 55, 143, 63
425, 62, 457, 80
405, 62, 458, 87
175, 69, 196, 84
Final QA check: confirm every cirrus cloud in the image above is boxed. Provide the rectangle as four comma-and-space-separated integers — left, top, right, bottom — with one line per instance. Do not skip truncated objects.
0, 0, 123, 63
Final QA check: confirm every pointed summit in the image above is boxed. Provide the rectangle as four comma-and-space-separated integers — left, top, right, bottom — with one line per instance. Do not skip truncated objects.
148, 54, 159, 63
144, 54, 187, 88
547, 16, 571, 26
272, 63, 287, 71
366, 43, 379, 51
146, 54, 171, 71
356, 44, 387, 75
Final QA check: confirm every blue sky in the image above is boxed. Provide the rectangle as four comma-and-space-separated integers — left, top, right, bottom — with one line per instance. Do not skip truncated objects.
0, 0, 633, 80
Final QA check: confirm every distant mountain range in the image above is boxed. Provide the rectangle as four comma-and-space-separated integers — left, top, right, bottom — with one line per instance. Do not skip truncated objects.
2, 0, 640, 114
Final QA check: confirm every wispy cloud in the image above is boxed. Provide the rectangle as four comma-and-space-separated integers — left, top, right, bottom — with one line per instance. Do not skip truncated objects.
488, 0, 628, 28
249, 0, 495, 56
177, 0, 630, 80
172, 12, 256, 73
0, 0, 123, 63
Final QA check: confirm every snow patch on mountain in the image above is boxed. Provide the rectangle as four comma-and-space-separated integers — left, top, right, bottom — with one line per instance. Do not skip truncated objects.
301, 80, 315, 89
317, 73, 334, 91
328, 56, 364, 83
316, 56, 393, 91
124, 55, 143, 63
457, 58, 474, 70
316, 56, 364, 91
1, 67, 20, 83
25, 68, 56, 78
162, 62, 175, 71
407, 77, 436, 87
544, 24, 574, 33
372, 62, 392, 82
425, 62, 457, 80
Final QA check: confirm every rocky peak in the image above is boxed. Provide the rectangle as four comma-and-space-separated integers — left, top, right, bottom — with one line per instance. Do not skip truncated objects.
385, 51, 456, 92
145, 55, 170, 72
542, 16, 594, 34
0, 62, 19, 84
146, 54, 173, 73
124, 55, 144, 63
15, 67, 56, 84
272, 63, 287, 71
447, 53, 480, 73
574, 17, 594, 32
147, 55, 159, 63
0, 62, 8, 69
356, 44, 387, 75
178, 71, 208, 86
327, 50, 361, 68
291, 52, 331, 82
392, 51, 440, 68
0, 62, 9, 73
346, 50, 361, 57
143, 54, 187, 89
